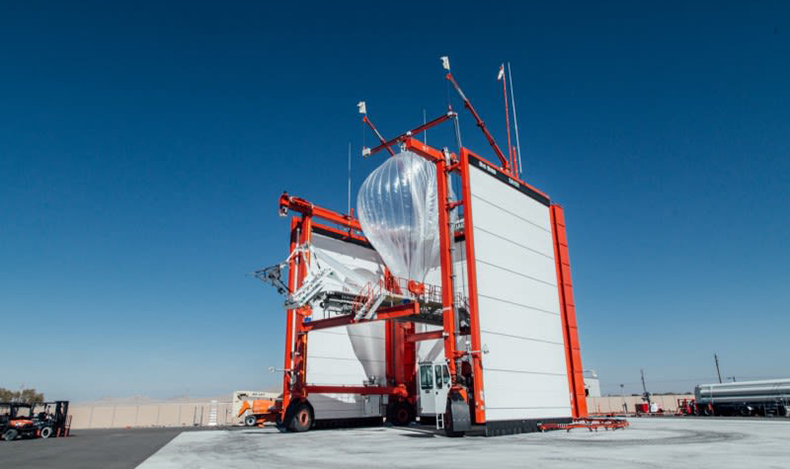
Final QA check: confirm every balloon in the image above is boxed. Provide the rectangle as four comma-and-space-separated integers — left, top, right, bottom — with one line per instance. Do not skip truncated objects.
357, 151, 441, 283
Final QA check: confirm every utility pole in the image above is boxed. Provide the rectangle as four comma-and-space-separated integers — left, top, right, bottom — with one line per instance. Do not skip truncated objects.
640, 369, 651, 405
714, 353, 722, 383
347, 141, 352, 214
620, 383, 627, 415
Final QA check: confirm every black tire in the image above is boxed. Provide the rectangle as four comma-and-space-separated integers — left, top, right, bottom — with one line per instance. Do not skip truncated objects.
739, 406, 752, 417
40, 426, 53, 439
287, 403, 313, 433
443, 406, 465, 438
3, 429, 19, 441
244, 415, 257, 427
274, 413, 287, 433
443, 394, 470, 437
387, 402, 413, 427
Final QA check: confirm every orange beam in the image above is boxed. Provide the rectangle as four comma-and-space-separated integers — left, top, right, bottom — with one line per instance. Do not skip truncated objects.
405, 330, 444, 343
402, 137, 445, 162
459, 148, 486, 423
376, 302, 420, 320
279, 192, 361, 231
301, 303, 420, 332
550, 204, 588, 418
312, 222, 369, 246
368, 112, 456, 157
304, 385, 408, 397
445, 72, 510, 172
280, 217, 300, 415
435, 156, 459, 379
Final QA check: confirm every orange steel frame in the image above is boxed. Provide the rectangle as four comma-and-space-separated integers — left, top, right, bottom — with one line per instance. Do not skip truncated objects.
550, 205, 588, 418
275, 124, 587, 426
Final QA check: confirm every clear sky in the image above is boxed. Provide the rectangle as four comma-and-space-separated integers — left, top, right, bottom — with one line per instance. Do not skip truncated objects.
1, 1, 788, 401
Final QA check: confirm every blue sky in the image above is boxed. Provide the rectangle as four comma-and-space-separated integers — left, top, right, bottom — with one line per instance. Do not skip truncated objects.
1, 1, 788, 401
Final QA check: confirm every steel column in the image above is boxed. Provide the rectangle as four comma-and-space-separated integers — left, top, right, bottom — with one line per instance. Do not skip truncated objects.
459, 148, 486, 423
550, 205, 588, 418
280, 216, 300, 415
435, 154, 459, 378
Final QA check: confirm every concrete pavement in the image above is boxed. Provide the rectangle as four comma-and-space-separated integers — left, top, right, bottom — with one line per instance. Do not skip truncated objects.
137, 417, 790, 469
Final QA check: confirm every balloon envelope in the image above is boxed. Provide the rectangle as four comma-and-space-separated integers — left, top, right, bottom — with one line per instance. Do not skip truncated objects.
357, 151, 440, 283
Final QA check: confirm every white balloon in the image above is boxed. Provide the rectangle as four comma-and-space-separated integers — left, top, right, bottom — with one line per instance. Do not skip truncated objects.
357, 151, 440, 283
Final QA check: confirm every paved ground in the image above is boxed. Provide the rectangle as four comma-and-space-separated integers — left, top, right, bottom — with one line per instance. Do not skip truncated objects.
135, 417, 790, 469
0, 427, 206, 469
2, 418, 788, 468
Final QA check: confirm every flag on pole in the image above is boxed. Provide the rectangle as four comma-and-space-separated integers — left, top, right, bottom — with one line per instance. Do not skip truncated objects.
357, 101, 367, 114
497, 64, 505, 81
440, 56, 450, 71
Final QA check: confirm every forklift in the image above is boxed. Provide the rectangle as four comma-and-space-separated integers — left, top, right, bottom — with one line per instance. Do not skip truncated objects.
1, 401, 70, 441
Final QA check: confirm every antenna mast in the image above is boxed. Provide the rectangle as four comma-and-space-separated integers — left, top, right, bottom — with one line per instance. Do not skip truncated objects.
498, 64, 515, 174
714, 353, 723, 383
507, 62, 523, 177
640, 368, 652, 405
441, 56, 511, 173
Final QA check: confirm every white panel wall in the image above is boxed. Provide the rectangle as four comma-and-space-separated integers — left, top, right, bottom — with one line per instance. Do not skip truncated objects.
304, 234, 386, 419
468, 165, 572, 421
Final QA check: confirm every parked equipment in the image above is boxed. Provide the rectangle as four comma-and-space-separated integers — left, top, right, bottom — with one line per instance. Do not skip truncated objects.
238, 399, 278, 426
1, 401, 70, 441
688, 379, 790, 417
253, 59, 594, 436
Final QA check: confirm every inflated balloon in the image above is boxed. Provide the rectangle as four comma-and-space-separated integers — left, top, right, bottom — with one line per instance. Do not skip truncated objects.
357, 151, 440, 283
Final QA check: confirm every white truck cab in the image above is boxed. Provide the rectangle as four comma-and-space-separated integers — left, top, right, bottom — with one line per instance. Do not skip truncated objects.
417, 361, 452, 417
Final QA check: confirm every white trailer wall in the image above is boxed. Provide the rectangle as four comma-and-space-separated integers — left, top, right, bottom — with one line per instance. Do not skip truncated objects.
305, 233, 386, 419
468, 161, 572, 421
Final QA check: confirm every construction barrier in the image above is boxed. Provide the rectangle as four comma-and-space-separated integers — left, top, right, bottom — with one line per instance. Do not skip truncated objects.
586, 394, 694, 415
67, 401, 237, 429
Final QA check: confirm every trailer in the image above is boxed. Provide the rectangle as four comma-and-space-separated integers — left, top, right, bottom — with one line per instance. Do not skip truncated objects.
253, 61, 590, 436
693, 379, 790, 417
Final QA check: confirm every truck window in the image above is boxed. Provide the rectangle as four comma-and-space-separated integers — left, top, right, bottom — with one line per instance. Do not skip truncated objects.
435, 365, 443, 389
442, 365, 451, 387
420, 364, 433, 390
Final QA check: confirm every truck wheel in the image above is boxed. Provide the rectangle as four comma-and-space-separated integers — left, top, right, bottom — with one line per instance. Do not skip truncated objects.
387, 402, 413, 426
40, 427, 54, 439
3, 429, 19, 441
244, 415, 258, 427
443, 394, 470, 437
287, 403, 313, 432
739, 406, 753, 417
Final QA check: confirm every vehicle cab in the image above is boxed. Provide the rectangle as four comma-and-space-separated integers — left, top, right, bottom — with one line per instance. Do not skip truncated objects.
417, 361, 452, 417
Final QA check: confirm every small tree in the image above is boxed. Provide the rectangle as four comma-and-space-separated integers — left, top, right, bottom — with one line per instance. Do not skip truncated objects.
19, 388, 45, 404
0, 387, 45, 404
0, 388, 15, 402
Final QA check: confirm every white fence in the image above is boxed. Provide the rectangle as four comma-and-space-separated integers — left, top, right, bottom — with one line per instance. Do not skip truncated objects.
68, 394, 697, 429
69, 401, 238, 429
587, 394, 694, 414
